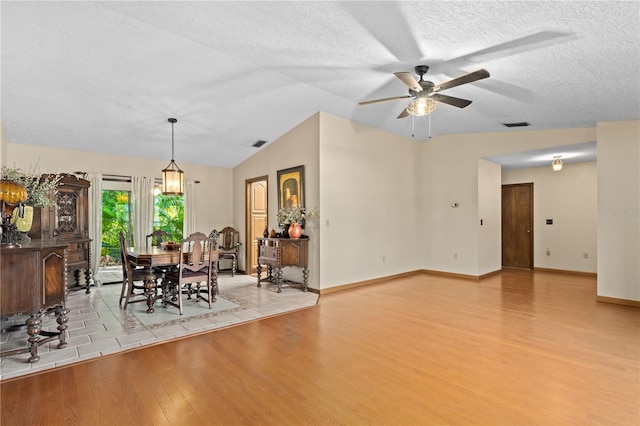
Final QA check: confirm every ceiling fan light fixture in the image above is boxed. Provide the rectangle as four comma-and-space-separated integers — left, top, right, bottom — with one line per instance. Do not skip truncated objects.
162, 118, 184, 196
551, 155, 564, 171
406, 97, 437, 116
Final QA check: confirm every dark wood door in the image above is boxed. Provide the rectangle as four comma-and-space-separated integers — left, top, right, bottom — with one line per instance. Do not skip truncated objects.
502, 183, 533, 269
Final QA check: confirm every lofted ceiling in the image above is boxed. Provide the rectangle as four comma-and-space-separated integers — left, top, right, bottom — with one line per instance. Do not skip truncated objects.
1, 1, 638, 169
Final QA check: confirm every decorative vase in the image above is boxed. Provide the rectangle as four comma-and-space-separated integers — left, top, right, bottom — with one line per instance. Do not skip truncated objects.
282, 223, 290, 237
10, 205, 34, 242
11, 205, 34, 233
288, 222, 302, 239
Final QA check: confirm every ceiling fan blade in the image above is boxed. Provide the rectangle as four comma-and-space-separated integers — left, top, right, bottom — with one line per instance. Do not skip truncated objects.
359, 95, 411, 106
433, 69, 490, 92
394, 72, 422, 92
430, 94, 473, 109
397, 107, 410, 119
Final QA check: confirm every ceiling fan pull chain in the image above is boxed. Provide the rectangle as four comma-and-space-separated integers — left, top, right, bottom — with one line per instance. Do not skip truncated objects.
428, 113, 432, 139
411, 114, 415, 138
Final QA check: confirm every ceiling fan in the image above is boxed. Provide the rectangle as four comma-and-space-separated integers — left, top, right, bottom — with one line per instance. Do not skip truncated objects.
359, 65, 490, 119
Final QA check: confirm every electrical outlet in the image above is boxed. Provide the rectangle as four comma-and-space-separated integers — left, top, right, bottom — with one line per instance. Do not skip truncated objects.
546, 248, 551, 256
583, 252, 589, 259
453, 253, 458, 260
382, 255, 385, 262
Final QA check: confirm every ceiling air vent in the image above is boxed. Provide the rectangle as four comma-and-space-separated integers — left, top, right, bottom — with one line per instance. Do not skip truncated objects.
502, 122, 530, 128
252, 140, 267, 148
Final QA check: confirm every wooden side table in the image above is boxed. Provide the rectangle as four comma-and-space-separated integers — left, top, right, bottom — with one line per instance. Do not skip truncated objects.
256, 237, 309, 292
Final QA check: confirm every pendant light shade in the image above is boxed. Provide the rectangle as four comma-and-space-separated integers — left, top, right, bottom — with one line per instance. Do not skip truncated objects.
406, 97, 437, 116
551, 155, 564, 172
162, 118, 184, 196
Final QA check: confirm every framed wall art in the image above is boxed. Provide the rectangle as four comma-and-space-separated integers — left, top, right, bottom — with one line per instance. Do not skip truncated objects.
277, 164, 305, 212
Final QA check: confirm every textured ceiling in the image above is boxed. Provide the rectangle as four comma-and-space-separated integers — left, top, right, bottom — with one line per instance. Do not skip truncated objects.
2, 1, 639, 168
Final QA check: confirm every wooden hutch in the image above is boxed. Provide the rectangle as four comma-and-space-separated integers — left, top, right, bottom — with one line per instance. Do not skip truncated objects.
28, 174, 93, 292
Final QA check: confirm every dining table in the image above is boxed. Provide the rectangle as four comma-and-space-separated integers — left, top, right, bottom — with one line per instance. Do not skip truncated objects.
127, 246, 219, 313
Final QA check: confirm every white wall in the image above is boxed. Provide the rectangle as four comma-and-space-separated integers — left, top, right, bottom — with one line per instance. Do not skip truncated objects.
597, 121, 640, 301
502, 161, 598, 273
7, 116, 639, 302
420, 127, 596, 276
0, 120, 7, 167
233, 113, 321, 289
477, 159, 502, 275
318, 113, 422, 289
5, 143, 233, 235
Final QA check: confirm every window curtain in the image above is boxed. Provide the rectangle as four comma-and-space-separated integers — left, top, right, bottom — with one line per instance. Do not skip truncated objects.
132, 176, 155, 248
184, 181, 196, 238
86, 173, 103, 283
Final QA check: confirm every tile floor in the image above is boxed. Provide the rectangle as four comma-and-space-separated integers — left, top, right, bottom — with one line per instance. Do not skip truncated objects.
0, 269, 318, 381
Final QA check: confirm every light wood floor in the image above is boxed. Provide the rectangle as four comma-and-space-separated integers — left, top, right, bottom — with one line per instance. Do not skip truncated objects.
1, 270, 638, 425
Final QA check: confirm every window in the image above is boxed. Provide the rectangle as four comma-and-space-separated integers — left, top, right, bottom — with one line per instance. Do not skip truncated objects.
101, 189, 132, 266
154, 193, 183, 243
100, 178, 184, 267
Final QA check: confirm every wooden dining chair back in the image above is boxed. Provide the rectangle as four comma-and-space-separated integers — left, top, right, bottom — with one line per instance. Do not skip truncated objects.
119, 231, 155, 309
146, 229, 170, 247
163, 232, 216, 315
208, 229, 219, 244
217, 226, 241, 276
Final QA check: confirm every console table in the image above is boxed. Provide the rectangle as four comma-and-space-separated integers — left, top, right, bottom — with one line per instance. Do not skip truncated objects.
0, 240, 70, 363
256, 237, 309, 292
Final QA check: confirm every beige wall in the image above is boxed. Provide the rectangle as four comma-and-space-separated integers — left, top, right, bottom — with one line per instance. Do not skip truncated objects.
0, 120, 7, 167
233, 113, 321, 289
596, 121, 640, 301
503, 161, 598, 273
5, 115, 638, 301
477, 159, 502, 275
420, 127, 596, 276
318, 113, 422, 289
5, 143, 233, 235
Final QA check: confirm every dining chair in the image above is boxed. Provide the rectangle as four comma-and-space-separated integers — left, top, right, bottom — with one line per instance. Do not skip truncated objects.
146, 229, 170, 247
118, 231, 160, 309
216, 226, 241, 276
162, 232, 216, 315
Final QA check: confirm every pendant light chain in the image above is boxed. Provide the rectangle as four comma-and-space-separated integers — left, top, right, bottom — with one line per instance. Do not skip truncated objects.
171, 119, 175, 161
411, 113, 433, 140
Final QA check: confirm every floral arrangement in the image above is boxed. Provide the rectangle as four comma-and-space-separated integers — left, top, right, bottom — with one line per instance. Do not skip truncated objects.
277, 206, 318, 224
1, 165, 62, 208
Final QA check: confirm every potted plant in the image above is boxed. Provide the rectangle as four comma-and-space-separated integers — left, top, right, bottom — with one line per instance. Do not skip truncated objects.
1, 165, 62, 235
277, 206, 318, 238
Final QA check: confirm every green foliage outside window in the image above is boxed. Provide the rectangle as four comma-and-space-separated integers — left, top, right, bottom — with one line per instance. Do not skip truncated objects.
154, 194, 183, 243
101, 191, 131, 264
100, 190, 184, 266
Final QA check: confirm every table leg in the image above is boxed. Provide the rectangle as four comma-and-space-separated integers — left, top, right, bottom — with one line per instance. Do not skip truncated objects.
55, 303, 69, 349
26, 313, 42, 363
276, 267, 283, 293
303, 267, 309, 292
257, 263, 262, 287
144, 272, 158, 314
84, 269, 93, 294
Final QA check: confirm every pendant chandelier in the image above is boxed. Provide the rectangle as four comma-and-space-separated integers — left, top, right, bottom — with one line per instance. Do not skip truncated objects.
162, 118, 184, 196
